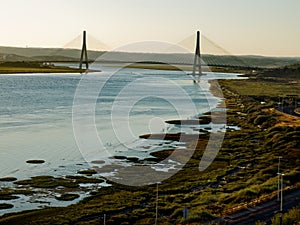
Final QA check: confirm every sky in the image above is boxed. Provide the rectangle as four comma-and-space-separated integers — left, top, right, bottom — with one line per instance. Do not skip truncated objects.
0, 0, 299, 56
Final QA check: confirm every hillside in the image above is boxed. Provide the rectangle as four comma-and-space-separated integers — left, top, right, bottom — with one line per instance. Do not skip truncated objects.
1, 46, 300, 68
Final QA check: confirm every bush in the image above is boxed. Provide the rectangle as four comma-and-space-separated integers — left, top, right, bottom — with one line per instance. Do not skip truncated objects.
271, 207, 300, 225
255, 221, 267, 225
183, 210, 215, 224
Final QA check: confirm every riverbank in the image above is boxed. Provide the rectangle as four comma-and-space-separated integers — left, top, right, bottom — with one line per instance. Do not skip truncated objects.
0, 71, 299, 224
0, 62, 86, 74
125, 62, 250, 74
0, 61, 246, 75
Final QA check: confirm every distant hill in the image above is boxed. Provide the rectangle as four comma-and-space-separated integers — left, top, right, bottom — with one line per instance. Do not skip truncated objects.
0, 46, 299, 68
0, 46, 104, 62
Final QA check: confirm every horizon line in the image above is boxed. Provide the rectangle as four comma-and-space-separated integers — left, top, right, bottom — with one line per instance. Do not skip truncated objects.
0, 45, 300, 58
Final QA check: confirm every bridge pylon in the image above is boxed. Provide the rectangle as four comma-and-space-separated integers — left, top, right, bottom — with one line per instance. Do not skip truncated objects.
192, 31, 204, 83
79, 30, 89, 70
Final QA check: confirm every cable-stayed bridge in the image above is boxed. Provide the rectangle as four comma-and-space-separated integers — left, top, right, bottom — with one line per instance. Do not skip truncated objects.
1, 31, 299, 69
56, 31, 253, 69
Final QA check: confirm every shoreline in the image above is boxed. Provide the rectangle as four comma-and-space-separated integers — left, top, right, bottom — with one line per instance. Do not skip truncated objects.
0, 67, 87, 74
0, 62, 88, 74
0, 61, 248, 74
0, 72, 227, 216
125, 62, 250, 74
1, 70, 300, 224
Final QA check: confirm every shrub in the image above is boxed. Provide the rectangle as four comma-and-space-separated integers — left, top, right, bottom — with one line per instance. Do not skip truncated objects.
183, 210, 215, 224
271, 207, 300, 225
255, 221, 267, 225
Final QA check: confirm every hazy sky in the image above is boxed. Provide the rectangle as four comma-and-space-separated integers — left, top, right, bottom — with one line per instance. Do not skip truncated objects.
0, 0, 299, 56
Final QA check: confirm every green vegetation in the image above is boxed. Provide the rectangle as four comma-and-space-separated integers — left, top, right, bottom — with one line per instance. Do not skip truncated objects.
0, 61, 86, 74
0, 65, 299, 224
125, 62, 253, 73
222, 77, 300, 97
221, 79, 300, 97
182, 210, 215, 224
256, 64, 300, 79
125, 62, 184, 71
221, 64, 300, 97
271, 206, 300, 225
256, 205, 300, 225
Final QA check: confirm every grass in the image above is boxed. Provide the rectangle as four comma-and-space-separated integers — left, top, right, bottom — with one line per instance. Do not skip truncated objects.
0, 60, 249, 74
125, 62, 184, 71
271, 205, 300, 225
222, 64, 300, 97
221, 78, 300, 97
125, 62, 250, 73
0, 61, 86, 74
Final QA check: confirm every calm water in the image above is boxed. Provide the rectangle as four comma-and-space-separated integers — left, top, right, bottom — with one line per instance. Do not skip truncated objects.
0, 69, 245, 179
